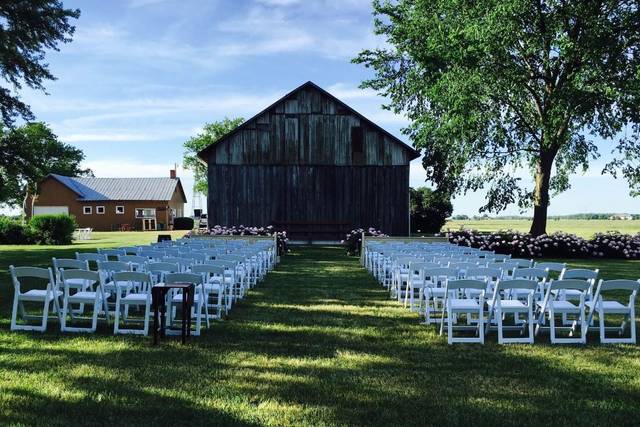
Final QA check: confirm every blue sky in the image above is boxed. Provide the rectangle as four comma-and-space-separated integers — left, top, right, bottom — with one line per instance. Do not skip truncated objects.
11, 0, 640, 216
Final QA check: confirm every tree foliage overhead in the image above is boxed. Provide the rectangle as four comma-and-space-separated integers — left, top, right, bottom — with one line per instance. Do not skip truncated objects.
410, 187, 453, 233
0, 122, 91, 207
355, 0, 640, 235
183, 117, 244, 194
0, 0, 80, 126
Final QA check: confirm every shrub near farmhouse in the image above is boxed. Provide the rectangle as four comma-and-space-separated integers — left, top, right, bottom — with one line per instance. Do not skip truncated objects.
28, 214, 77, 245
0, 217, 33, 244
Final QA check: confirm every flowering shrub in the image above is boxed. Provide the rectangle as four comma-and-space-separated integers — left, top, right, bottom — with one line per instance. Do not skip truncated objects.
189, 225, 289, 255
448, 229, 640, 259
343, 227, 388, 256
591, 232, 640, 259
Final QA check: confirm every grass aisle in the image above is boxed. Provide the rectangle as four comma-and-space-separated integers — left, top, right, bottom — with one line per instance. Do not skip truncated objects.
1, 246, 639, 426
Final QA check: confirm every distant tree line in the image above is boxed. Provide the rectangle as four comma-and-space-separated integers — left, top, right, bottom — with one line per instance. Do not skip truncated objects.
449, 213, 639, 221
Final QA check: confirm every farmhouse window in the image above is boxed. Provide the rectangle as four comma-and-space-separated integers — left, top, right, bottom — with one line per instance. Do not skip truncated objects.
135, 208, 156, 218
116, 206, 125, 214
83, 206, 92, 214
96, 206, 105, 214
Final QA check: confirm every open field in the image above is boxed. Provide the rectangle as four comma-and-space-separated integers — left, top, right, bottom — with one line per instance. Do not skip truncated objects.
445, 219, 640, 238
1, 233, 639, 425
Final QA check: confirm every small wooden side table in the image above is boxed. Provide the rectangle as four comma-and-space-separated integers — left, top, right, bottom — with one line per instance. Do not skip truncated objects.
151, 282, 195, 345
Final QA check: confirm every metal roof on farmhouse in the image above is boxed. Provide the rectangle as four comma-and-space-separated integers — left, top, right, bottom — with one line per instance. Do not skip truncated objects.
47, 174, 186, 202
196, 81, 420, 161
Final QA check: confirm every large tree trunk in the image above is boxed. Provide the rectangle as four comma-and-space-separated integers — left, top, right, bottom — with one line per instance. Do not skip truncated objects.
529, 151, 555, 236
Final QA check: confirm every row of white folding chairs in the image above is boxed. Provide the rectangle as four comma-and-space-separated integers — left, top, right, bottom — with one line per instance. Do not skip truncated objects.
10, 258, 260, 336
10, 261, 237, 335
435, 277, 638, 345
10, 243, 275, 335
94, 247, 274, 287
381, 254, 530, 299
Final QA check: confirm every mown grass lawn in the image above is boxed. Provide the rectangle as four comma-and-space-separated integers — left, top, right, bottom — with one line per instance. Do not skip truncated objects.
1, 238, 639, 426
445, 219, 640, 238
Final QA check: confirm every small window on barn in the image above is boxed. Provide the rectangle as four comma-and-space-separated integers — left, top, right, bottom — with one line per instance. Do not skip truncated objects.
96, 206, 105, 215
351, 127, 364, 165
83, 206, 92, 215
351, 127, 364, 153
116, 206, 125, 214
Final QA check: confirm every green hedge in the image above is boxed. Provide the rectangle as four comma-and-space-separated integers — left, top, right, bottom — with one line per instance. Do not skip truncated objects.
0, 217, 34, 244
28, 214, 77, 245
173, 217, 195, 230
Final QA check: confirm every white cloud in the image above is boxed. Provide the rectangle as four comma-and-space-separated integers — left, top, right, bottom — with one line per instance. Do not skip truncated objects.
128, 0, 173, 7
326, 82, 378, 100
255, 0, 302, 6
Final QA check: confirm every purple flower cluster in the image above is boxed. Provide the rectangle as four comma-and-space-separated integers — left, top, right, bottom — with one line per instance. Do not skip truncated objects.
343, 227, 388, 256
205, 225, 289, 254
448, 229, 640, 259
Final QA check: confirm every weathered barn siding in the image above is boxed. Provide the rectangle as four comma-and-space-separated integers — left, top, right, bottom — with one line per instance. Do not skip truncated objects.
208, 86, 411, 166
208, 165, 409, 236
201, 82, 418, 239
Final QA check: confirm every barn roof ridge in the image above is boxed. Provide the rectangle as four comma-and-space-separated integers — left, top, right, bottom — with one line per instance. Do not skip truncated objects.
196, 80, 420, 161
46, 174, 187, 202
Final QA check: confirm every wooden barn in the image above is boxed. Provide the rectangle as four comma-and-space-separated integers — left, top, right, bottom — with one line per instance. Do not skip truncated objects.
197, 81, 420, 240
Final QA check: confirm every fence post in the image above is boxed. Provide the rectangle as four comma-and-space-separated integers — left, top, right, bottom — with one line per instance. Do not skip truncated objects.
360, 232, 366, 265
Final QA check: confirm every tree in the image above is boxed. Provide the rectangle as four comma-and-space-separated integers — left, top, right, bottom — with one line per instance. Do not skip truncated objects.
183, 117, 244, 194
354, 0, 640, 235
0, 122, 91, 213
0, 1, 80, 126
409, 187, 453, 233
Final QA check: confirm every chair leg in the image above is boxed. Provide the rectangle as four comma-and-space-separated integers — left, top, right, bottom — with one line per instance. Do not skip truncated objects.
10, 293, 20, 331
478, 307, 484, 345
61, 295, 69, 331
40, 298, 50, 332
599, 308, 606, 344
143, 302, 150, 336
549, 308, 556, 344
447, 306, 453, 344
528, 306, 534, 344
497, 309, 503, 344
91, 297, 100, 332
114, 296, 121, 334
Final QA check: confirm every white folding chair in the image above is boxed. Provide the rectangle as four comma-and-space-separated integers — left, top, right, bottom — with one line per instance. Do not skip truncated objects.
487, 279, 538, 344
534, 261, 566, 276
586, 279, 639, 344
60, 269, 110, 333
52, 258, 90, 315
423, 267, 459, 324
536, 279, 590, 344
165, 272, 209, 336
113, 271, 154, 335
75, 252, 108, 270
190, 264, 227, 319
117, 255, 148, 271
97, 248, 126, 260
10, 266, 62, 332
439, 279, 487, 344
558, 268, 599, 325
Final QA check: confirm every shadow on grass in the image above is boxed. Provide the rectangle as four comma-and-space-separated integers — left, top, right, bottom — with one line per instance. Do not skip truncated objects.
0, 246, 639, 426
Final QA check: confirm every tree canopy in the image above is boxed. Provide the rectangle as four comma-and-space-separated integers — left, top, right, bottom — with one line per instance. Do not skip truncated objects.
183, 117, 244, 194
409, 187, 453, 233
0, 122, 90, 208
355, 0, 640, 235
0, 1, 80, 126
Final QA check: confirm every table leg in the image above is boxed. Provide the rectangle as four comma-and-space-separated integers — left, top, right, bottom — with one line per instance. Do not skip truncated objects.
160, 302, 166, 339
181, 295, 187, 345
186, 288, 192, 338
153, 304, 159, 345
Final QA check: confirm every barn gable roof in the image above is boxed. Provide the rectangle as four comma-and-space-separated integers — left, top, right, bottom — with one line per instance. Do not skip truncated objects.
197, 81, 420, 161
47, 174, 187, 202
